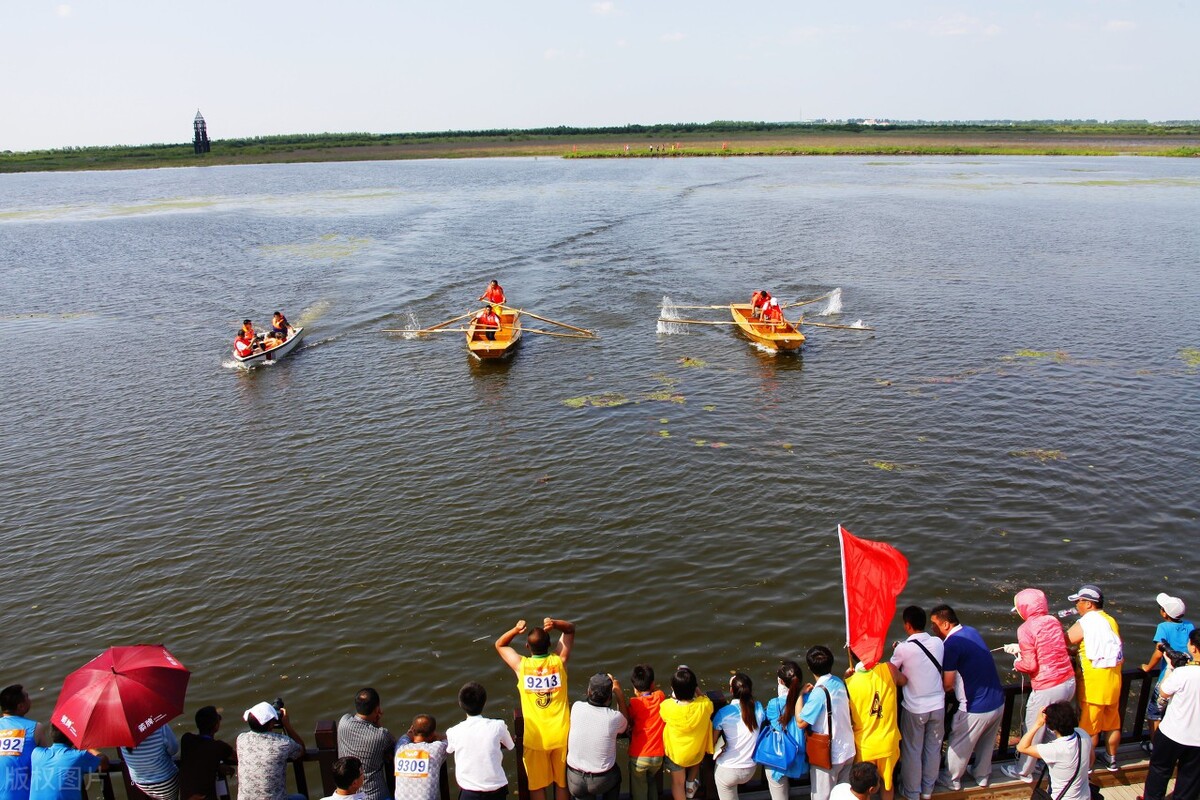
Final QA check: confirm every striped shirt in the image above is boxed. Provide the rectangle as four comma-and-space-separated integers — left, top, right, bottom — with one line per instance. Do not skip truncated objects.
337, 715, 396, 800
122, 726, 179, 785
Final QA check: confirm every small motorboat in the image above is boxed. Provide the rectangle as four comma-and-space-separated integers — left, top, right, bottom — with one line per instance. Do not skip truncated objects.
233, 327, 305, 367
730, 304, 805, 352
466, 309, 522, 359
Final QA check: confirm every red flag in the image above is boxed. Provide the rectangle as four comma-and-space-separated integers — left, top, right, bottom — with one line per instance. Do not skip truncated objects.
839, 524, 908, 669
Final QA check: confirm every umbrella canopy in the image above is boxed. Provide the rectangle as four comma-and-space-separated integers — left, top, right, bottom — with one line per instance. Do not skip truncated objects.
51, 645, 190, 749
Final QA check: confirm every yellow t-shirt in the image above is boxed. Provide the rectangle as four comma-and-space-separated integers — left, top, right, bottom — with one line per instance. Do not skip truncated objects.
659, 695, 714, 768
518, 654, 570, 750
846, 663, 901, 761
1080, 611, 1122, 706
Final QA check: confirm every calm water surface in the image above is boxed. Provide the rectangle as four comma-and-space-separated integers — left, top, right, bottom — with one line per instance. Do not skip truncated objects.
1, 156, 1198, 743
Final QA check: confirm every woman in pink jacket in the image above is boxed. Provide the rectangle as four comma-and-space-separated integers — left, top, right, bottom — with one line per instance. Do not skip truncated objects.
1000, 588, 1077, 783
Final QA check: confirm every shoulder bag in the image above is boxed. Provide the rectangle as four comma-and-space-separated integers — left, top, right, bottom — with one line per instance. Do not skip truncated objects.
914, 638, 960, 738
804, 685, 833, 770
1030, 734, 1101, 800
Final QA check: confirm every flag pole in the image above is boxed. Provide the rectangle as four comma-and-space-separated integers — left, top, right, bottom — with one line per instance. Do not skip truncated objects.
838, 524, 851, 653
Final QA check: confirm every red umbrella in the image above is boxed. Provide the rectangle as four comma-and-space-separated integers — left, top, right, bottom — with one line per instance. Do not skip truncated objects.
51, 645, 190, 749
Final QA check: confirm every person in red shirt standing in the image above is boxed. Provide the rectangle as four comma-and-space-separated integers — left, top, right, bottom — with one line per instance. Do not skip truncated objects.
627, 664, 666, 800
476, 306, 503, 341
480, 281, 506, 305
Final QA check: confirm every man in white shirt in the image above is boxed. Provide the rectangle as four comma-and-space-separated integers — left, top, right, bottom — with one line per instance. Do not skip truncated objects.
445, 683, 515, 800
830, 763, 881, 800
890, 606, 945, 800
1140, 630, 1200, 800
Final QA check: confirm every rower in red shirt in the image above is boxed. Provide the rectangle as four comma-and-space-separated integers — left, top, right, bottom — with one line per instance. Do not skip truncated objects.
476, 305, 503, 341
761, 295, 784, 324
479, 280, 506, 305
751, 290, 772, 319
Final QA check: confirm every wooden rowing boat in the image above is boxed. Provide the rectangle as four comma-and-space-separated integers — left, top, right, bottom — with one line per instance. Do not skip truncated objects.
730, 304, 805, 352
233, 327, 305, 367
466, 309, 522, 359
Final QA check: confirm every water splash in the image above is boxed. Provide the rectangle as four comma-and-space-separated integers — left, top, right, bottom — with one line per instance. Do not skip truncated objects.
657, 295, 687, 335
817, 287, 842, 316
850, 319, 866, 329
401, 310, 421, 340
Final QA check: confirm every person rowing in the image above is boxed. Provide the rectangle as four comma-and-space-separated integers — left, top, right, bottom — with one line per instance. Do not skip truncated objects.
476, 305, 503, 341
760, 295, 784, 325
479, 280, 506, 305
751, 290, 770, 319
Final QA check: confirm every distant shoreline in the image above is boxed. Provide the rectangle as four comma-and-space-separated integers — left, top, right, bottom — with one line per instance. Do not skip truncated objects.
4, 124, 1199, 173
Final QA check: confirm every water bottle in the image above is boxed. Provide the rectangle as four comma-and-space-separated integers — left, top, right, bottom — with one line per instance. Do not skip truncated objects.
1056, 608, 1079, 619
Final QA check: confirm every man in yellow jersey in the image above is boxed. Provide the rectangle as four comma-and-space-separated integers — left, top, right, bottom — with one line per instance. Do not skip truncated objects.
1066, 584, 1124, 772
496, 617, 576, 800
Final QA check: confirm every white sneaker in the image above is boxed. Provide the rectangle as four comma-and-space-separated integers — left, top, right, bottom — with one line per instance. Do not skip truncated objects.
1000, 765, 1034, 784
685, 779, 700, 799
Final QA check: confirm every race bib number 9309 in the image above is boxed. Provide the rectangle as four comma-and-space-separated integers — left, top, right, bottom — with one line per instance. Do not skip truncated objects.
395, 749, 430, 778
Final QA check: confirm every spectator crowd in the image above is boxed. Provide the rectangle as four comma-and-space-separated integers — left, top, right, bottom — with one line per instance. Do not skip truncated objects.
1, 589, 1197, 800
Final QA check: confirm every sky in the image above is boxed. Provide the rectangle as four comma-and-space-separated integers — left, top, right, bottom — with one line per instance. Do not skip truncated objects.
3, 0, 1197, 151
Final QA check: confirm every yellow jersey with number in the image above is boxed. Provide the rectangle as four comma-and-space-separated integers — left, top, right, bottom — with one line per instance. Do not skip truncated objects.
518, 654, 569, 750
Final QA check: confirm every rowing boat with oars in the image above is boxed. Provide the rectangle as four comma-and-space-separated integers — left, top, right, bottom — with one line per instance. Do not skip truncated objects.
465, 308, 523, 359
730, 304, 805, 352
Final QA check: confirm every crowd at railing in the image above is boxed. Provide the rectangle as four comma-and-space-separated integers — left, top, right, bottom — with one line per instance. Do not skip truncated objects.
2, 589, 1197, 800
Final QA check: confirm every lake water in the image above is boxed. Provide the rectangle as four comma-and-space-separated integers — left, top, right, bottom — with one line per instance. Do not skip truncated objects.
1, 155, 1198, 744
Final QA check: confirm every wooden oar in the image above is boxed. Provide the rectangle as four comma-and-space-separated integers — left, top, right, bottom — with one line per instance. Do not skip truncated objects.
798, 320, 875, 332
424, 310, 478, 331
657, 318, 740, 326
782, 290, 836, 310
381, 327, 474, 334
508, 308, 595, 336
662, 303, 735, 311
522, 327, 597, 340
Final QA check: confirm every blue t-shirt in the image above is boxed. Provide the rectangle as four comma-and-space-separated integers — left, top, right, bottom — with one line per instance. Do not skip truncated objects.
943, 626, 1004, 714
30, 745, 101, 800
1153, 619, 1196, 687
764, 696, 808, 780
0, 717, 39, 800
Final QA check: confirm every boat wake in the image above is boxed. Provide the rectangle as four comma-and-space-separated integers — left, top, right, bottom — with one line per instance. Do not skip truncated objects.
817, 287, 843, 316
657, 296, 688, 335
849, 319, 867, 329
400, 310, 421, 340
296, 299, 331, 328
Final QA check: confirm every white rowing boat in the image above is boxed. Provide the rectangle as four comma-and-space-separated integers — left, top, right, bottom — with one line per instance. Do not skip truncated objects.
233, 327, 305, 367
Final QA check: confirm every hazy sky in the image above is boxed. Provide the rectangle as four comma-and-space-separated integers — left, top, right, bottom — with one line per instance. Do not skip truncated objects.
4, 0, 1196, 151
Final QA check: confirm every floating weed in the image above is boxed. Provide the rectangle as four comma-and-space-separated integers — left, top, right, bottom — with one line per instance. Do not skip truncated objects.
782, 443, 793, 450
659, 418, 669, 424
875, 379, 892, 387
562, 392, 630, 408
652, 372, 679, 387
693, 439, 707, 447
679, 356, 707, 367
917, 436, 929, 443
703, 405, 716, 412
1004, 349, 1070, 363
644, 389, 685, 403
870, 460, 900, 471
1179, 347, 1200, 369
658, 430, 671, 438
711, 442, 729, 448
260, 233, 371, 260
1010, 448, 1065, 463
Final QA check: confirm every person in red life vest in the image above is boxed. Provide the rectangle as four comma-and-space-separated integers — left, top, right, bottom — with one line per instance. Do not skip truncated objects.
477, 305, 503, 341
751, 290, 770, 319
233, 330, 257, 358
761, 295, 784, 324
480, 280, 506, 305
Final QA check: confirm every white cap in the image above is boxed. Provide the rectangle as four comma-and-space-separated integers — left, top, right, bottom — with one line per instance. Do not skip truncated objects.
243, 701, 279, 726
1157, 593, 1186, 620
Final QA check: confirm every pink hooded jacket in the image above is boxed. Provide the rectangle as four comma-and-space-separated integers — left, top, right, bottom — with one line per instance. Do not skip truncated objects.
1014, 588, 1075, 690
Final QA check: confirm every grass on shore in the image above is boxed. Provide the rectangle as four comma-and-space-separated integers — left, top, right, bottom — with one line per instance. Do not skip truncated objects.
3, 124, 1199, 173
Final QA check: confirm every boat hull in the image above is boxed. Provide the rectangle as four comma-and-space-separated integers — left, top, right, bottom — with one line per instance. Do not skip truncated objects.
467, 311, 522, 359
730, 305, 804, 352
233, 327, 305, 366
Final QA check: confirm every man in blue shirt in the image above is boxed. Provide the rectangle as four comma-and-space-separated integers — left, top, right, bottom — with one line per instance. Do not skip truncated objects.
1, 685, 47, 800
930, 605, 1004, 791
30, 725, 107, 800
